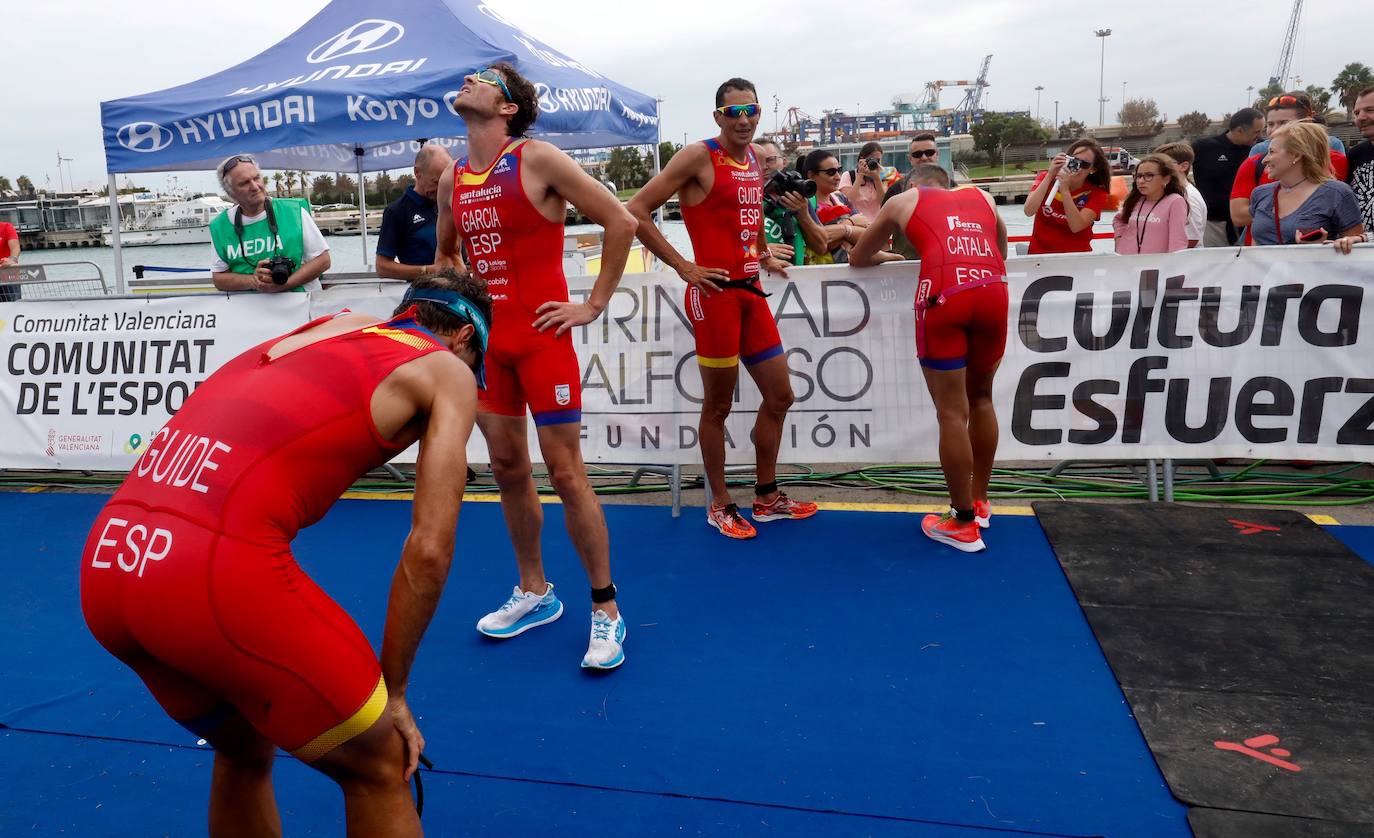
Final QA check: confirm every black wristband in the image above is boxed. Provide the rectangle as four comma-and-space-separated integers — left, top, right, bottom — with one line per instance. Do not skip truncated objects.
591, 583, 617, 604
755, 481, 778, 497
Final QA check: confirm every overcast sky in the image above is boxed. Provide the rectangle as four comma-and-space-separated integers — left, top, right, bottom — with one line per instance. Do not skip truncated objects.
1, 0, 1359, 194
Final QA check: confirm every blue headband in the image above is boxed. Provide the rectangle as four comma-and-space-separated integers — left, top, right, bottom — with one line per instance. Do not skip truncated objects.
402, 287, 490, 388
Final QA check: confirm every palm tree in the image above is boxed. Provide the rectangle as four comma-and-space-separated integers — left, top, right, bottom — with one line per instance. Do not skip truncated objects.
1332, 62, 1374, 116
0, 176, 11, 193
16, 175, 34, 195
297, 171, 311, 198
272, 171, 285, 196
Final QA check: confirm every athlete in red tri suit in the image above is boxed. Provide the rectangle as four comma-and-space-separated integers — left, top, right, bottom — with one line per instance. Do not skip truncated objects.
629, 77, 818, 539
79, 271, 489, 835
436, 63, 637, 669
851, 165, 1009, 553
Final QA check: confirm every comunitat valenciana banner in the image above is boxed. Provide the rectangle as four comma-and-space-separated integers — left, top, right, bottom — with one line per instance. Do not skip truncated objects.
315, 245, 1374, 466
3, 247, 1372, 472
0, 294, 310, 469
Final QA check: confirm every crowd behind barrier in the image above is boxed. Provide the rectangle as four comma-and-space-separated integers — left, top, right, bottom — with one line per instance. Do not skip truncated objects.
3, 245, 1372, 471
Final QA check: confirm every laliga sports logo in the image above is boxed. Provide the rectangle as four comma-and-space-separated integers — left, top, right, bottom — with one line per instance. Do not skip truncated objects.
307, 19, 405, 64
116, 121, 174, 153
476, 259, 490, 274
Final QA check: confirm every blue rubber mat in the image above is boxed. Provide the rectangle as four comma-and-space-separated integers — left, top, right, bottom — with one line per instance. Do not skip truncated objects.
2, 491, 1197, 836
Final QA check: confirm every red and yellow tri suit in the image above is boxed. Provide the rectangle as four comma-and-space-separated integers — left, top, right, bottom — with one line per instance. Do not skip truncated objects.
452, 138, 581, 424
80, 310, 446, 760
903, 186, 1009, 372
679, 138, 782, 369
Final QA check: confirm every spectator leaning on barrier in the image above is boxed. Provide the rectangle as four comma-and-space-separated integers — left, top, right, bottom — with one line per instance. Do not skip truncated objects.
0, 220, 19, 302
803, 149, 865, 264
1347, 85, 1374, 231
1191, 108, 1263, 246
1248, 122, 1365, 248
210, 154, 330, 293
375, 143, 454, 281
1154, 142, 1207, 247
1023, 138, 1113, 254
1113, 154, 1190, 255
1230, 93, 1348, 234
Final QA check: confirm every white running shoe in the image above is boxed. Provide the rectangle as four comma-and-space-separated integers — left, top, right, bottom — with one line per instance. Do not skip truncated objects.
476, 584, 563, 638
580, 609, 626, 670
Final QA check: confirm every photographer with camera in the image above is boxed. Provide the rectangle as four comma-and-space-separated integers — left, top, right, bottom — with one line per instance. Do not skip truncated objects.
1023, 138, 1113, 254
210, 153, 330, 293
841, 141, 901, 221
760, 149, 828, 267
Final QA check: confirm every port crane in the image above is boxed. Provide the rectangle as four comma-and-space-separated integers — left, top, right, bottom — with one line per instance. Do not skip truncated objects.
891, 55, 993, 134
1268, 0, 1303, 88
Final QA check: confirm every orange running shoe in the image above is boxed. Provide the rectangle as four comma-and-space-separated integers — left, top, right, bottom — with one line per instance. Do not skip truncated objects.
973, 499, 991, 529
921, 510, 986, 553
752, 492, 819, 522
707, 502, 757, 539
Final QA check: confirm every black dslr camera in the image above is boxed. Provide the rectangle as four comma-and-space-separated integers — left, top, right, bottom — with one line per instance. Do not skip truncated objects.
265, 255, 297, 285
764, 169, 817, 199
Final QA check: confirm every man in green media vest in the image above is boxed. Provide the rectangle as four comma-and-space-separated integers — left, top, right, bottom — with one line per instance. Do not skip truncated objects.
210, 154, 331, 293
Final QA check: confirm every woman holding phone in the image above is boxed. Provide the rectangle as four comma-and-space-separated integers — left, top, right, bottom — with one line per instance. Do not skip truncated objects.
1249, 122, 1364, 247
1023, 138, 1114, 254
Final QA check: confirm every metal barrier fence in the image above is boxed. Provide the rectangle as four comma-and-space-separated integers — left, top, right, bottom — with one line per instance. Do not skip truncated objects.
0, 261, 109, 300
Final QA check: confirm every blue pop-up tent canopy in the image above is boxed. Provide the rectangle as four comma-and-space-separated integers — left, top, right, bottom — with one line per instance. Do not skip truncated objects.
97, 0, 660, 290
100, 0, 660, 173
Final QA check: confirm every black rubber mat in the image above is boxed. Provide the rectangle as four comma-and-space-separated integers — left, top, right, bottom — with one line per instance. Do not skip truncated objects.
1187, 808, 1373, 837
1034, 502, 1374, 832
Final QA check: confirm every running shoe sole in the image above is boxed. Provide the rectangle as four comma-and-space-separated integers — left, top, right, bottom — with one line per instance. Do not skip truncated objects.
476, 600, 564, 639
706, 516, 756, 539
975, 514, 990, 529
581, 622, 627, 670
923, 528, 986, 553
752, 508, 819, 522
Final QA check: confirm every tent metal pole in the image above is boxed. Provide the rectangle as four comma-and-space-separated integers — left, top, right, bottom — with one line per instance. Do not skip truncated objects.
355, 148, 370, 272
652, 97, 663, 231
108, 174, 126, 294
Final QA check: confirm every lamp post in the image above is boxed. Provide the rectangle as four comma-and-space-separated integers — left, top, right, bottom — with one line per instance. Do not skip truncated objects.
1035, 85, 1044, 121
1095, 28, 1112, 126
1054, 100, 1060, 128
1246, 85, 1255, 108
1122, 81, 1128, 108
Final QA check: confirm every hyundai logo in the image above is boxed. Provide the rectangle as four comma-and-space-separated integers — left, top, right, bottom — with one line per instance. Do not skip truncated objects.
116, 122, 174, 153
307, 19, 405, 64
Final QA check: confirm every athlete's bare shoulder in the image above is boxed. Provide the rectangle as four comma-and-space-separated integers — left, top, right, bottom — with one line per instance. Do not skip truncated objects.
381, 345, 476, 404
518, 138, 572, 165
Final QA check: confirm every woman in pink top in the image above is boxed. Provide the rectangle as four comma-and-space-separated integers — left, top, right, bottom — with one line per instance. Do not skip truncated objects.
1113, 154, 1190, 254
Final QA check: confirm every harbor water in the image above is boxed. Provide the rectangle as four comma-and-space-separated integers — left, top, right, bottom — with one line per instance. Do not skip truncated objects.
21, 208, 1108, 287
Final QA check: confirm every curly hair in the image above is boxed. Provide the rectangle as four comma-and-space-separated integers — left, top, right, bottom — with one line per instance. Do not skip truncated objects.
490, 62, 540, 138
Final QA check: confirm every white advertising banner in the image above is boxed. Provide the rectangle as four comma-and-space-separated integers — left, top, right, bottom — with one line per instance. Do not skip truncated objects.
3, 246, 1372, 472
0, 294, 310, 469
314, 245, 1374, 466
